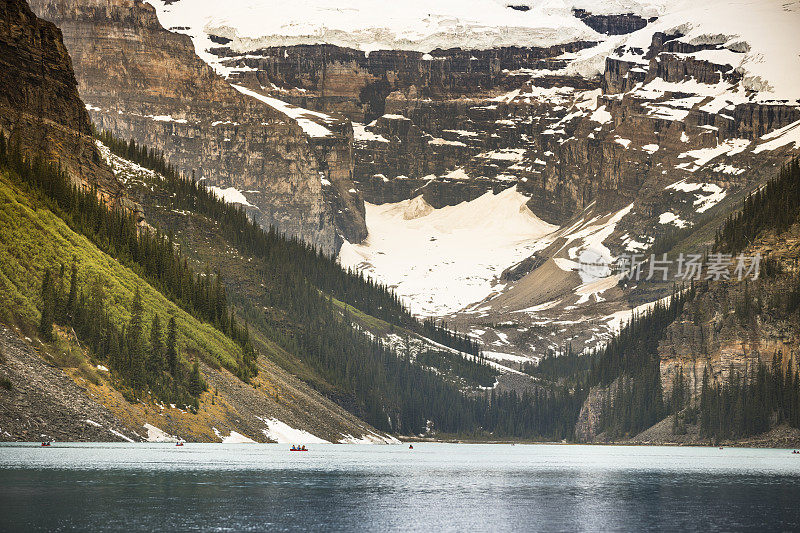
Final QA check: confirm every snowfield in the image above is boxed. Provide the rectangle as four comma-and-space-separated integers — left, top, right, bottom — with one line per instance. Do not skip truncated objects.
208, 186, 254, 207
149, 0, 800, 102
148, 0, 610, 58
339, 186, 557, 316
232, 84, 336, 138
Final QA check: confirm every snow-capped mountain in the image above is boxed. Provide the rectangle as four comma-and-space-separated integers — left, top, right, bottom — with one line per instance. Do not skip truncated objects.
149, 0, 800, 103
149, 0, 647, 57
38, 0, 800, 365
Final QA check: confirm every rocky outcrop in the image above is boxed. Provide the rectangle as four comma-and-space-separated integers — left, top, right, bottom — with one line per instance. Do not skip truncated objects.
659, 223, 800, 401
0, 325, 136, 442
574, 381, 616, 442
221, 42, 597, 123
0, 0, 118, 200
573, 9, 654, 36
30, 0, 366, 254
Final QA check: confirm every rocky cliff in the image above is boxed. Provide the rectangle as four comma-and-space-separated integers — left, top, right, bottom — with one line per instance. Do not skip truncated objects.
29, 0, 366, 254
0, 0, 119, 201
659, 224, 800, 401
572, 9, 654, 36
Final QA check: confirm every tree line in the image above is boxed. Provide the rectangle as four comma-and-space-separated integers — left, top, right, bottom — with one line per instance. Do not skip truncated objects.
696, 356, 800, 441
589, 287, 691, 438
39, 260, 205, 407
96, 130, 480, 356
716, 158, 800, 254
0, 131, 257, 381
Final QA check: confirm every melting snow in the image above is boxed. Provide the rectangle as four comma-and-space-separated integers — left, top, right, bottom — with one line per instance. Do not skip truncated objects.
353, 122, 390, 143
659, 211, 688, 228
666, 179, 726, 213
258, 417, 330, 444
339, 186, 557, 316
213, 428, 257, 443
144, 423, 179, 442
339, 433, 400, 444
753, 119, 800, 154
677, 138, 750, 170
614, 137, 632, 149
232, 84, 334, 138
642, 144, 659, 154
589, 105, 612, 124
208, 186, 254, 207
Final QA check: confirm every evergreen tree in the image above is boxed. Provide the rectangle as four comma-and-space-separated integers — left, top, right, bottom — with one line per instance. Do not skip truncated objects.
189, 359, 204, 396
38, 269, 55, 341
127, 288, 145, 389
148, 314, 165, 374
166, 316, 178, 377
65, 259, 78, 321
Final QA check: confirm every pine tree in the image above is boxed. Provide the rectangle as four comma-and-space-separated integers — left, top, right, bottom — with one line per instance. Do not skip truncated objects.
148, 315, 164, 374
127, 288, 145, 389
65, 259, 78, 321
166, 316, 178, 377
189, 358, 204, 396
39, 269, 55, 341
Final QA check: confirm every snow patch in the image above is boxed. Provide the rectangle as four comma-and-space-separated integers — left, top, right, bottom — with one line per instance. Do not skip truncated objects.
753, 120, 800, 154
232, 84, 334, 138
258, 417, 330, 444
208, 186, 254, 207
339, 186, 557, 316
213, 427, 257, 443
144, 423, 179, 442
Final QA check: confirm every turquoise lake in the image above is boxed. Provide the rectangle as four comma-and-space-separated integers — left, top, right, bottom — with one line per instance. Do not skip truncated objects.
1, 443, 799, 531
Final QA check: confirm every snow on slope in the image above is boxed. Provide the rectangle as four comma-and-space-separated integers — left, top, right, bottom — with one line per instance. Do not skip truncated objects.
148, 0, 617, 60
338, 186, 557, 316
208, 186, 254, 206
232, 84, 336, 137
257, 417, 330, 444
151, 0, 800, 103
568, 0, 800, 101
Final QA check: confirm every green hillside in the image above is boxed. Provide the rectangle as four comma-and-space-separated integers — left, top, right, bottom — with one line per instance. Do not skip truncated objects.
0, 168, 243, 378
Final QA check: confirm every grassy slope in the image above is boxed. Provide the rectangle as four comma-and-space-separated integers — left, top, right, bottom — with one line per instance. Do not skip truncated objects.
0, 170, 392, 442
0, 170, 242, 370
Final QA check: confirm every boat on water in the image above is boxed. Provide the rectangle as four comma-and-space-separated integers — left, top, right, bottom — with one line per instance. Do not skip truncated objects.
290, 445, 308, 451
41, 442, 51, 447
176, 440, 185, 447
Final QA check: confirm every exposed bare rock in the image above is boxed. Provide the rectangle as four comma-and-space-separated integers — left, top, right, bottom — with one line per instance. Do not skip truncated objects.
573, 9, 654, 36
659, 246, 800, 401
0, 0, 119, 200
30, 0, 366, 254
0, 326, 136, 442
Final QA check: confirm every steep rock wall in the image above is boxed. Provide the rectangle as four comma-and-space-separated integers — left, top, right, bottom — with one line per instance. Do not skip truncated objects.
0, 0, 118, 200
30, 0, 366, 254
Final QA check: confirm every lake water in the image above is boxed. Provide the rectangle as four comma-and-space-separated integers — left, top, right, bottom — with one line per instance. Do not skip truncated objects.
1, 443, 799, 531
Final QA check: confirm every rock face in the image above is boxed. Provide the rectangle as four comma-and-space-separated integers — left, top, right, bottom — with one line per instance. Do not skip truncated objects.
572, 9, 653, 36
219, 42, 597, 123
0, 325, 137, 442
215, 32, 800, 232
29, 0, 366, 254
658, 229, 800, 401
0, 0, 118, 199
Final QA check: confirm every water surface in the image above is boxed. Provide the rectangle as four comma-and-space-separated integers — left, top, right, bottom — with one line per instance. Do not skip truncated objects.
1, 443, 799, 531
